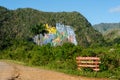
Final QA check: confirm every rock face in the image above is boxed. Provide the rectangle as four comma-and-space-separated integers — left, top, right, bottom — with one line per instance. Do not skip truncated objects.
33, 23, 77, 46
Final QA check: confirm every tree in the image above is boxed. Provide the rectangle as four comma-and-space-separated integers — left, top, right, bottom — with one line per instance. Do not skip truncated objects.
31, 23, 48, 35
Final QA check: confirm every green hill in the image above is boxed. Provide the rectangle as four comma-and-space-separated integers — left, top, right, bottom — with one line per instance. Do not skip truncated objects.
93, 23, 120, 43
103, 29, 120, 43
0, 6, 104, 49
93, 23, 120, 34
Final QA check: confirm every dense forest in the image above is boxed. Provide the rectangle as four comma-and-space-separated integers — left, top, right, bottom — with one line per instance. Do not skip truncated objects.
0, 6, 120, 79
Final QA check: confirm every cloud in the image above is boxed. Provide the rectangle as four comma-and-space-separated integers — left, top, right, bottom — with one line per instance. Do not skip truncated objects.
109, 6, 120, 13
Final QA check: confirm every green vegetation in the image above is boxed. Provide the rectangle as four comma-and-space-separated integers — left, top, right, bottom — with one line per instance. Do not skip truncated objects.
0, 6, 120, 79
103, 29, 120, 44
0, 6, 104, 49
93, 23, 120, 45
31, 23, 48, 35
0, 41, 120, 79
93, 23, 120, 34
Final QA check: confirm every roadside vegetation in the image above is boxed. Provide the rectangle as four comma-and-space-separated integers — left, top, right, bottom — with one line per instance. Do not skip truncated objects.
0, 41, 120, 79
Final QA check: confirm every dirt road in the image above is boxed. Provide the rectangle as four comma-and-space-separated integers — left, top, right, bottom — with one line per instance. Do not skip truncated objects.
0, 61, 110, 80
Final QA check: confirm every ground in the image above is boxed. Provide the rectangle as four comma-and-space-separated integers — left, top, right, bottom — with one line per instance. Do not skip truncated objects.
0, 61, 110, 80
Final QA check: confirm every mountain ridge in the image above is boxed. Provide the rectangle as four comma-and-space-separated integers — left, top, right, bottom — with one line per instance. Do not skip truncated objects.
93, 23, 120, 43
93, 23, 120, 34
0, 6, 104, 49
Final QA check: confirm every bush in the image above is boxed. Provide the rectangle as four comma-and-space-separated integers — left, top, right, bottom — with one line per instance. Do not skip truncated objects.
0, 41, 120, 79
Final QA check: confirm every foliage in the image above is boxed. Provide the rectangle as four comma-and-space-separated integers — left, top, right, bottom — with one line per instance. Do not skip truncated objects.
0, 6, 104, 50
31, 23, 48, 35
104, 29, 120, 43
0, 41, 120, 79
93, 23, 120, 45
93, 23, 120, 34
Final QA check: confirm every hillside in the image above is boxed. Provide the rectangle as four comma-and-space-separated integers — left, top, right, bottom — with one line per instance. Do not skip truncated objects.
103, 29, 120, 43
93, 23, 120, 34
0, 6, 104, 49
93, 23, 120, 43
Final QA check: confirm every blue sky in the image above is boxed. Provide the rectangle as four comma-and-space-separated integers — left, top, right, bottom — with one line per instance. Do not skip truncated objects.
0, 0, 120, 25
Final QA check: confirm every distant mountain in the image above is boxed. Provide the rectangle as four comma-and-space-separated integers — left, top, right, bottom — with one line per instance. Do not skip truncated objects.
0, 6, 104, 49
93, 23, 120, 34
103, 29, 120, 43
93, 23, 120, 43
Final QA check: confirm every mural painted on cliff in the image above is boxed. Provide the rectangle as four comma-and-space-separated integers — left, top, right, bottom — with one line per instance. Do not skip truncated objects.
33, 23, 77, 46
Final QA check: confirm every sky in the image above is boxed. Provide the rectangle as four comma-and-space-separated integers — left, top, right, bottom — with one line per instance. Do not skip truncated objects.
0, 0, 120, 25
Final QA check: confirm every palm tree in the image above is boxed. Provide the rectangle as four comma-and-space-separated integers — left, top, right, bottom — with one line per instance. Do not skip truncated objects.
31, 23, 48, 35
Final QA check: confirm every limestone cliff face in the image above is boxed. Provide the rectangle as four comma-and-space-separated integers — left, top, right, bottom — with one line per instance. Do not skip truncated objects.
33, 23, 77, 46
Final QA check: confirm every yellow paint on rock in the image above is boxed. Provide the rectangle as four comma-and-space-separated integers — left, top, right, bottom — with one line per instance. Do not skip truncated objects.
45, 24, 56, 34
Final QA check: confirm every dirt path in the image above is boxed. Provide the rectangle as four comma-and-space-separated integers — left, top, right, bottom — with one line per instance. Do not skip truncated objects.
0, 61, 110, 80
